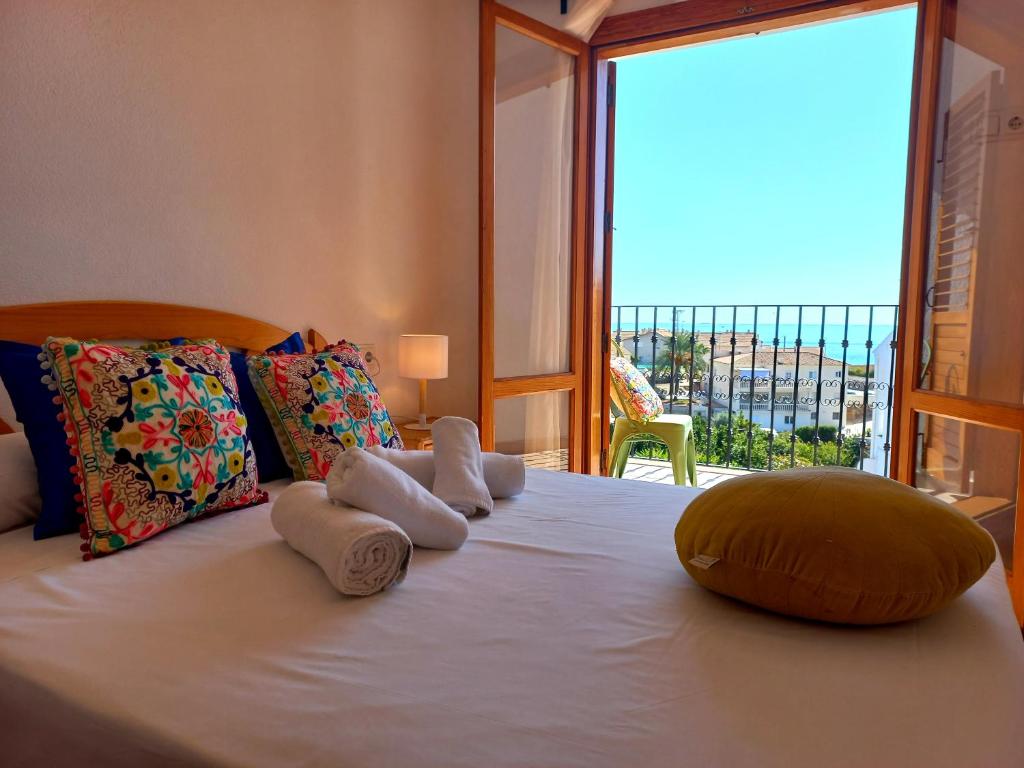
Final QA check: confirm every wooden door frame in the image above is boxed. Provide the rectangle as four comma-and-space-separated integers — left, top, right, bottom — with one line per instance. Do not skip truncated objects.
895, 0, 1024, 621
894, 0, 943, 487
590, 0, 915, 53
583, 60, 615, 474
584, 0, 924, 475
479, 0, 590, 471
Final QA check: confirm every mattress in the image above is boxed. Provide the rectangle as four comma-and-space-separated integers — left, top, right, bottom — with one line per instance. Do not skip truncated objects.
1, 470, 1022, 768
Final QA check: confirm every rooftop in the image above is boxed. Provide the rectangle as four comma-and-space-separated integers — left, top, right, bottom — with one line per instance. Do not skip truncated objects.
719, 348, 848, 368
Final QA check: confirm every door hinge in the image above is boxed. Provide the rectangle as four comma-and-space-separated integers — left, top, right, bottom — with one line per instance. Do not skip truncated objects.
600, 448, 609, 471
604, 209, 613, 233
607, 78, 615, 109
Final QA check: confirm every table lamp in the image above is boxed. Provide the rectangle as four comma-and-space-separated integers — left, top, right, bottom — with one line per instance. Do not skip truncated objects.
398, 334, 448, 430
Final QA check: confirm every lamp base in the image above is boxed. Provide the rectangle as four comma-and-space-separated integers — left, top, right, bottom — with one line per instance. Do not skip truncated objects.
403, 413, 432, 431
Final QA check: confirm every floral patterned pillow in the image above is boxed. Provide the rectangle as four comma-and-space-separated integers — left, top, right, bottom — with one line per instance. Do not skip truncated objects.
247, 341, 403, 481
610, 356, 664, 423
44, 338, 267, 559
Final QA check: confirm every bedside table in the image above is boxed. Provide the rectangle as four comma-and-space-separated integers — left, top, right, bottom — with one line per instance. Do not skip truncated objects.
396, 417, 438, 451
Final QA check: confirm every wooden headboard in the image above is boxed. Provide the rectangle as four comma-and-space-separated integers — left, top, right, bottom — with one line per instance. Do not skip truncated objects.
0, 300, 328, 434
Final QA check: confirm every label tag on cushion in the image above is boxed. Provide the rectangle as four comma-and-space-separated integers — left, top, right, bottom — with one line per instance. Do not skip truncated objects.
689, 554, 720, 570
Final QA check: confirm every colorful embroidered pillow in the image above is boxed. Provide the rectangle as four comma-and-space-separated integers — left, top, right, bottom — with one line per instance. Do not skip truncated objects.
161, 332, 305, 482
45, 338, 267, 558
1, 332, 303, 540
248, 342, 403, 481
610, 356, 664, 423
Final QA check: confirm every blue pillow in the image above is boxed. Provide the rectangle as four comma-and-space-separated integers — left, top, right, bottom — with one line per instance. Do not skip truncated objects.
0, 340, 80, 540
0, 332, 303, 539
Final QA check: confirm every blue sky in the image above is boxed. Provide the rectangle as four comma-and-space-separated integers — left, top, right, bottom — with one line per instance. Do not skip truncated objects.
611, 7, 918, 307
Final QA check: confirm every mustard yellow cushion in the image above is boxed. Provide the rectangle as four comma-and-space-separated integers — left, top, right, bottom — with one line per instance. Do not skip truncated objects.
675, 467, 996, 625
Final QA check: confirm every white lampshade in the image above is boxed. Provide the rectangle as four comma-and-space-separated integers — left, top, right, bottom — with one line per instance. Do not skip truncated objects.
398, 335, 448, 380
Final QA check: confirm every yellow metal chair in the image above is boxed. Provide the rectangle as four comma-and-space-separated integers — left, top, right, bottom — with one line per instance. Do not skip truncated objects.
607, 370, 698, 487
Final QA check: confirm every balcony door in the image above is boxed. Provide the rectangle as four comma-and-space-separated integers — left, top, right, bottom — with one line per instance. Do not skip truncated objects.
479, 2, 590, 471
897, 0, 1024, 621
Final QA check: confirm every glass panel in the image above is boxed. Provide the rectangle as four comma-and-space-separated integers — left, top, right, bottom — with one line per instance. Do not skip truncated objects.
494, 391, 570, 472
919, 1, 1024, 404
915, 413, 1019, 570
493, 25, 574, 378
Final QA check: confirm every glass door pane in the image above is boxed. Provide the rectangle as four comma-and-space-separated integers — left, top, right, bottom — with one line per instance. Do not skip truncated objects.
480, 4, 587, 471
919, 0, 1024, 404
493, 25, 575, 379
916, 414, 1019, 570
495, 391, 570, 471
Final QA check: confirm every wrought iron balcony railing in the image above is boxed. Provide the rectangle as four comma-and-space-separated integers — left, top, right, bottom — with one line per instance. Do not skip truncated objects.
611, 304, 899, 476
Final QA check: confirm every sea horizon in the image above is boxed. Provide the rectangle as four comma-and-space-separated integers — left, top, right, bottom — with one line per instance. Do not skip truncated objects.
611, 320, 897, 363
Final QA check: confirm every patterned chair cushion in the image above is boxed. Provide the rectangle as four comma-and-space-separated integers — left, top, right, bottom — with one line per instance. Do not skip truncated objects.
609, 356, 664, 423
45, 338, 267, 558
247, 342, 403, 481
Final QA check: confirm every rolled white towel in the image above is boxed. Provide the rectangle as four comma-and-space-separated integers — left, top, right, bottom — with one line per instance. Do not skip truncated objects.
431, 416, 493, 518
271, 481, 411, 597
366, 446, 526, 499
481, 452, 527, 499
326, 447, 469, 550
365, 446, 435, 489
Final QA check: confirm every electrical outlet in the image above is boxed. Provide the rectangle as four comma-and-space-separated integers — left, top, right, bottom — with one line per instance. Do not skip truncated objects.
1006, 112, 1024, 135
354, 342, 378, 371
987, 108, 1024, 141
358, 344, 378, 364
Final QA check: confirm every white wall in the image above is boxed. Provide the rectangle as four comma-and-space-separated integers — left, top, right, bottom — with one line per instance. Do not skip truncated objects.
0, 0, 478, 422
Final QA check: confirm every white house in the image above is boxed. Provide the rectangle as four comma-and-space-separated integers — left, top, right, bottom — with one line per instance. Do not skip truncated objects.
624, 329, 673, 366
861, 332, 895, 477
704, 349, 853, 431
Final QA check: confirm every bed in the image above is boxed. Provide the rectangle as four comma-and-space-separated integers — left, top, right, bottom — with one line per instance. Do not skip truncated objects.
2, 303, 1023, 768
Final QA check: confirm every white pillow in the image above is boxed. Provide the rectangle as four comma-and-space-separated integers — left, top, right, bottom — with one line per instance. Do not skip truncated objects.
0, 431, 41, 533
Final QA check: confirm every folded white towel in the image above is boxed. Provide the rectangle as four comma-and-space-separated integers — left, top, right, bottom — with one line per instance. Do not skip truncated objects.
326, 447, 469, 550
271, 481, 411, 596
366, 446, 526, 499
480, 452, 527, 499
430, 416, 493, 518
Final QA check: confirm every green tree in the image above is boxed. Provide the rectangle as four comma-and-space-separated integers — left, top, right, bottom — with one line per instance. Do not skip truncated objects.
795, 425, 838, 444
624, 412, 869, 472
654, 334, 710, 392
847, 364, 875, 378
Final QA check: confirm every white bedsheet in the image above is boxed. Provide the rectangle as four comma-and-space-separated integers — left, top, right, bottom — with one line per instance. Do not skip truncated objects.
1, 470, 1022, 768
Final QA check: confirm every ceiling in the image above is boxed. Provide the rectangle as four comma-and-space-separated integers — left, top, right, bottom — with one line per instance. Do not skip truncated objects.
500, 0, 684, 41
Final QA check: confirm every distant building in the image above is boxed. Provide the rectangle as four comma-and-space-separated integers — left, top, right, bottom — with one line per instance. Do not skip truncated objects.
702, 349, 855, 431
624, 329, 672, 366
621, 329, 759, 367
625, 331, 883, 436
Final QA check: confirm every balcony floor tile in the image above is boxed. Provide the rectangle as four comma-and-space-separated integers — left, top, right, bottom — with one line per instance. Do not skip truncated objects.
621, 458, 750, 488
